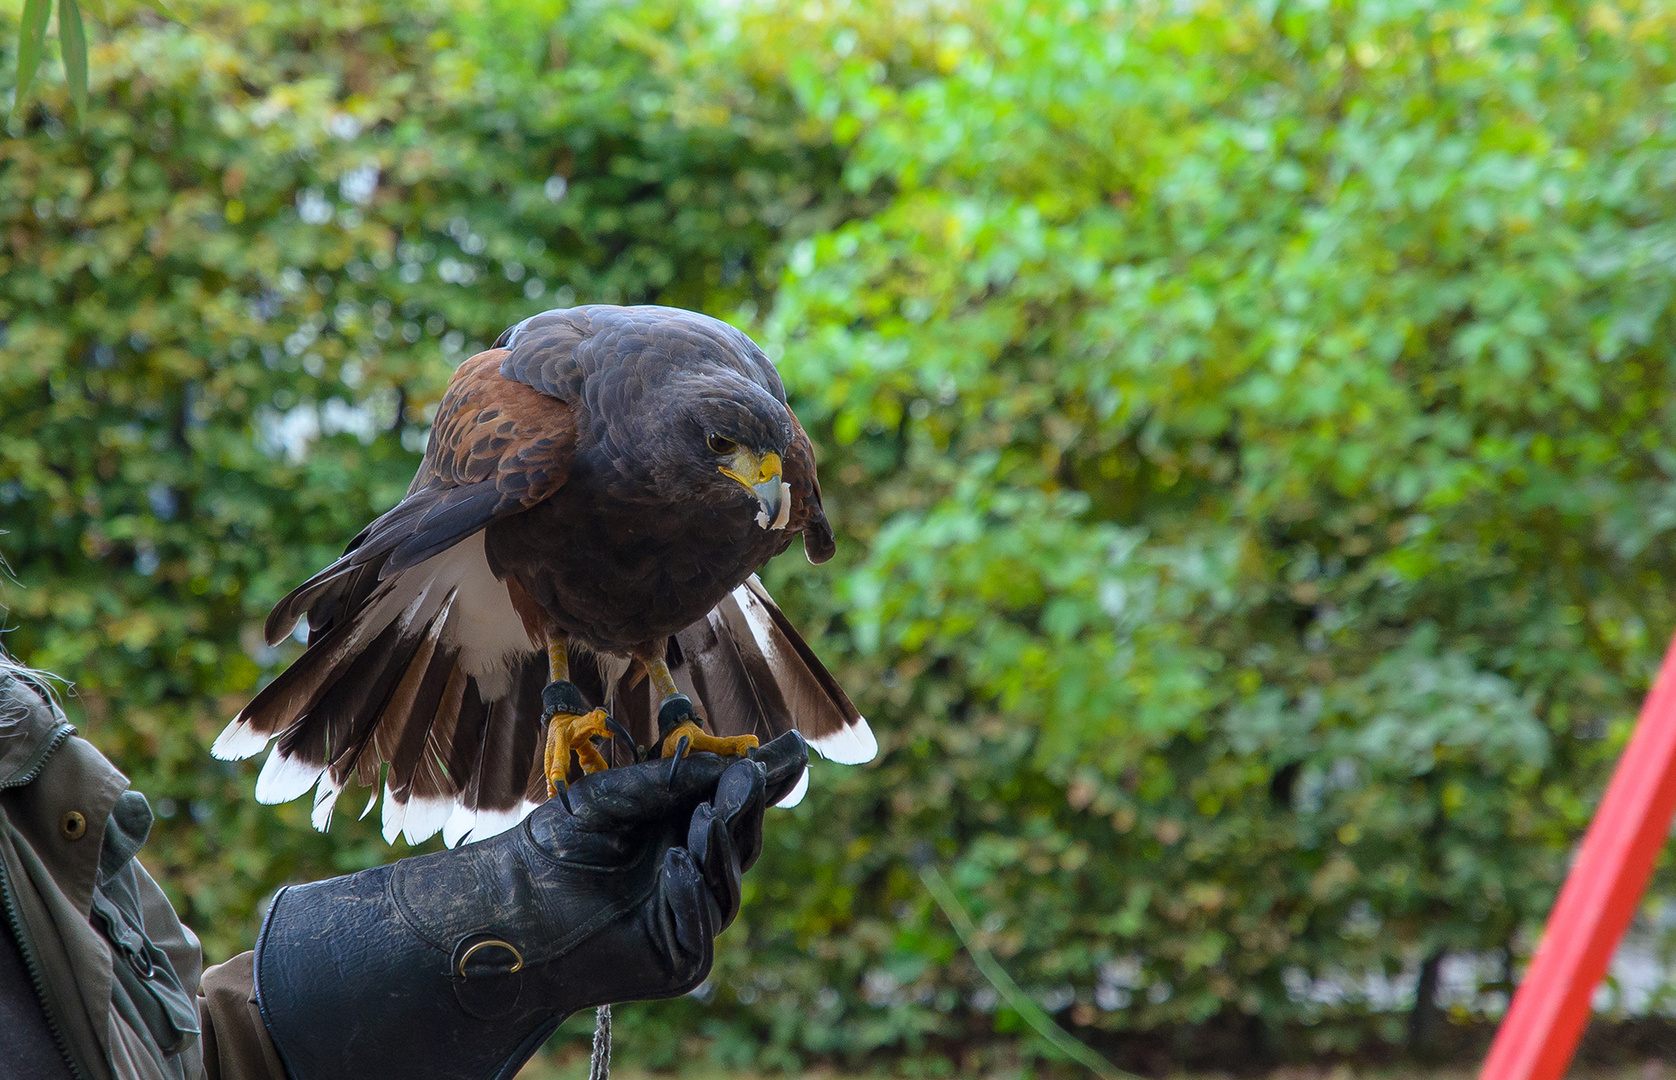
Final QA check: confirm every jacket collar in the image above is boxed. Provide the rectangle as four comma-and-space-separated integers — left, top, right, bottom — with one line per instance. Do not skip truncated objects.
0, 673, 75, 789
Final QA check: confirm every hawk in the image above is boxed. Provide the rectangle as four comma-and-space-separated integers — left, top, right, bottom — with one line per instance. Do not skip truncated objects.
212, 305, 875, 846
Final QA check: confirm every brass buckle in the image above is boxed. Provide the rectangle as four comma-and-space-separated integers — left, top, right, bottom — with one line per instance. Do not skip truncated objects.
455, 938, 524, 978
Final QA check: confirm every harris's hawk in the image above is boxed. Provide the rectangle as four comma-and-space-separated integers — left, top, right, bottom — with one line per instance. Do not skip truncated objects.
212, 305, 874, 846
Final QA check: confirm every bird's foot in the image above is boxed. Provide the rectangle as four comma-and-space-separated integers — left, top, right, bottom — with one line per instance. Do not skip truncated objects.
654, 693, 758, 760
543, 705, 613, 800
659, 722, 758, 760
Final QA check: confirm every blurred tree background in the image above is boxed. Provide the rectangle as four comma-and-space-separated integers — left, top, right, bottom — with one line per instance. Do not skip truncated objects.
6, 0, 1676, 1073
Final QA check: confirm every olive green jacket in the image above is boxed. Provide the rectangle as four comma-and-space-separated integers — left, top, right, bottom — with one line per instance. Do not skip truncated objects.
0, 673, 284, 1080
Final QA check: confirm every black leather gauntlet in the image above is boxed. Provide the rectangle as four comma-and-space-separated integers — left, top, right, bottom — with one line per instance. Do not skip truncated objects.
252, 731, 807, 1080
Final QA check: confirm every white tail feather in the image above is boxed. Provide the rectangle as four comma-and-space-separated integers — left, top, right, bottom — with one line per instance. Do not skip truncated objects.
380, 782, 407, 844
310, 775, 342, 831
401, 795, 454, 847
810, 716, 877, 765
255, 747, 325, 805
211, 718, 272, 761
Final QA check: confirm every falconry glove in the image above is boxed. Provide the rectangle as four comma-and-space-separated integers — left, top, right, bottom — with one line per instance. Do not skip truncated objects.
251, 730, 808, 1080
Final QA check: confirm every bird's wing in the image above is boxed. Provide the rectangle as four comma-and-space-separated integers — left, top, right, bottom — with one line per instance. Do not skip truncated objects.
262, 351, 575, 646
214, 349, 577, 846
601, 575, 875, 808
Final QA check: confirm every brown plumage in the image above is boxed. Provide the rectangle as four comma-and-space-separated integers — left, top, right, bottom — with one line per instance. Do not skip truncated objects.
213, 306, 873, 846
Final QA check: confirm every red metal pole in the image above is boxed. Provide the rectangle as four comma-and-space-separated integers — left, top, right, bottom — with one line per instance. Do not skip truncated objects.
1480, 634, 1676, 1080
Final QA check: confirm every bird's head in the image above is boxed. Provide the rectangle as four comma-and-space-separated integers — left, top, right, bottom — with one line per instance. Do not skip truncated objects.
684, 382, 795, 530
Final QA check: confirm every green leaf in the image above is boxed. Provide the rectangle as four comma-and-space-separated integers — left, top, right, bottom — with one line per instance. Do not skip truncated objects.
11, 0, 52, 118
79, 0, 106, 25
922, 865, 1135, 1080
59, 0, 87, 124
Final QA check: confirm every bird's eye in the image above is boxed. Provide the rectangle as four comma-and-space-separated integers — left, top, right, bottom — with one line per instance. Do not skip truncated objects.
707, 434, 738, 455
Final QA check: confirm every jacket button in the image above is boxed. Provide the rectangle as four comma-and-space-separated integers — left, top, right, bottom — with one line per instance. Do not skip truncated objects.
61, 811, 87, 841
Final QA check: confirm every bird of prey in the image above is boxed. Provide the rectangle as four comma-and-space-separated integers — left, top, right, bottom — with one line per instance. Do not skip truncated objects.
212, 305, 875, 846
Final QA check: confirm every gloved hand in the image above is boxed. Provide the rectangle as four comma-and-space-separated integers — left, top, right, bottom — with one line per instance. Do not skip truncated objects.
251, 730, 808, 1080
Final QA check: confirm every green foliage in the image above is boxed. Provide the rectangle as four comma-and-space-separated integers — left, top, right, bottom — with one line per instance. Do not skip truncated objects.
6, 0, 1676, 1070
14, 0, 52, 114
711, 0, 1676, 1067
8, 0, 171, 125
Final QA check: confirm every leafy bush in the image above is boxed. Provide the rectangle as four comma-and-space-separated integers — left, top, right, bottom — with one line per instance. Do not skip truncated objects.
695, 0, 1676, 1067
6, 0, 1676, 1071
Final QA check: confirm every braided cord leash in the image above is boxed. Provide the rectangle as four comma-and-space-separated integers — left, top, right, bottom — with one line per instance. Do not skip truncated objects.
588, 1004, 612, 1080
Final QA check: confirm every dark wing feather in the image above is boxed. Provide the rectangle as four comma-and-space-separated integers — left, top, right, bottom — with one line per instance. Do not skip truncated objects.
661, 577, 870, 756
676, 605, 778, 743
384, 485, 506, 571
453, 657, 548, 814
220, 347, 579, 843
606, 661, 656, 768
595, 573, 861, 764
737, 577, 861, 738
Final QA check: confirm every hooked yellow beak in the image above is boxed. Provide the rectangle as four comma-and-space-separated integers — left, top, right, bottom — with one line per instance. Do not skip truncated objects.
718, 450, 788, 529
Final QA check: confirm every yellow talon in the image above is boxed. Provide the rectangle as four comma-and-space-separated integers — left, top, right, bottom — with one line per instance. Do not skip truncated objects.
660, 722, 758, 760
545, 708, 613, 799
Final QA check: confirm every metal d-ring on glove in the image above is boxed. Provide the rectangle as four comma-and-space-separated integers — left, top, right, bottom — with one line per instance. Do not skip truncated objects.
250, 730, 808, 1080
